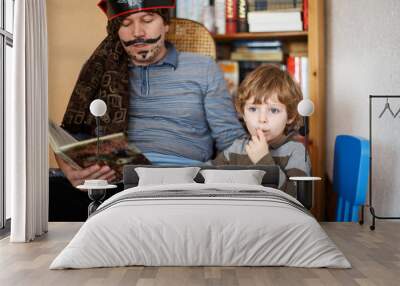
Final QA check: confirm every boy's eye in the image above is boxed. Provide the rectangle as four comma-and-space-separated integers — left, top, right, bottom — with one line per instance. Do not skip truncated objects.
247, 106, 257, 112
270, 107, 281, 114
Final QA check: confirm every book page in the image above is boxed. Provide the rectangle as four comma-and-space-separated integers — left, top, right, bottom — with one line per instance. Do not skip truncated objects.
62, 133, 150, 182
48, 120, 78, 151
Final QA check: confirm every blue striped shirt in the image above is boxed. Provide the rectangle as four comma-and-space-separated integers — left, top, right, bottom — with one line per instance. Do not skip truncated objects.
127, 43, 246, 163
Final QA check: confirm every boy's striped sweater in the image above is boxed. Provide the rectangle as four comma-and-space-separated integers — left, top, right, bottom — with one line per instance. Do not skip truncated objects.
212, 133, 311, 198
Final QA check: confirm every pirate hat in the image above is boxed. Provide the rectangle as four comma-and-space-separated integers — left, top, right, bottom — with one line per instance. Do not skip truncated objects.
98, 0, 175, 20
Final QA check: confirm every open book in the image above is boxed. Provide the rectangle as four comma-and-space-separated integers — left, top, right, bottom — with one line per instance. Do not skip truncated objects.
49, 120, 150, 182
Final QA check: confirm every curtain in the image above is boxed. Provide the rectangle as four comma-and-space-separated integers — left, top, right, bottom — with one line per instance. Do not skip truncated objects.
7, 0, 49, 242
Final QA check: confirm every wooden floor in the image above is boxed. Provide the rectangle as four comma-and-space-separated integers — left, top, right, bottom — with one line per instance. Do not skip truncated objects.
0, 222, 399, 286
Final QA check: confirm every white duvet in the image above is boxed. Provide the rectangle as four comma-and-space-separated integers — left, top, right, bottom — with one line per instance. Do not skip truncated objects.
50, 183, 351, 269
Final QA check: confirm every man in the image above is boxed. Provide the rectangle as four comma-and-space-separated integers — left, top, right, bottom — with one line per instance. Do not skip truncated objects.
50, 0, 246, 221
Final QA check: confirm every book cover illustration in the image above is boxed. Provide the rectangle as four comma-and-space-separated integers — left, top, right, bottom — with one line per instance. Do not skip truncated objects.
49, 120, 150, 182
218, 60, 239, 97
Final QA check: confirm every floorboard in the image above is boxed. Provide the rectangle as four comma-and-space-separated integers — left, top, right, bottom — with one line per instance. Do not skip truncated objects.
0, 222, 399, 286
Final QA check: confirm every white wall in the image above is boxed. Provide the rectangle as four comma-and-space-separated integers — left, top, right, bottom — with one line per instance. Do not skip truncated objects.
326, 0, 400, 217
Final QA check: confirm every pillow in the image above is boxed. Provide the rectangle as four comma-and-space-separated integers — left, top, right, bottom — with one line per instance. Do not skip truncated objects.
123, 165, 280, 189
200, 169, 266, 185
135, 167, 201, 186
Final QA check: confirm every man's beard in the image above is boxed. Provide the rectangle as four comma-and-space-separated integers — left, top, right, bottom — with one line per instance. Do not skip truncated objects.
122, 34, 163, 65
130, 44, 162, 65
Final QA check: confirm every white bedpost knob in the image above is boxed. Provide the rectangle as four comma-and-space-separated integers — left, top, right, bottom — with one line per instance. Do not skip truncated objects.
90, 99, 107, 117
297, 99, 315, 117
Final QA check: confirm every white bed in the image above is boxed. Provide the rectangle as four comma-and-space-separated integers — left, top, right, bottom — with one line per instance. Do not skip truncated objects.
50, 183, 351, 269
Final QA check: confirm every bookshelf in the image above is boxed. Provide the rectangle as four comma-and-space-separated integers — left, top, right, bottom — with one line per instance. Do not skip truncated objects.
213, 0, 326, 220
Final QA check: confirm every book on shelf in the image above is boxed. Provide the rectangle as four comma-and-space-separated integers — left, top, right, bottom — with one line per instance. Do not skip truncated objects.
218, 60, 240, 96
233, 40, 283, 49
239, 61, 285, 82
234, 46, 281, 53
248, 0, 303, 11
303, 0, 308, 30
248, 10, 302, 23
287, 55, 295, 77
225, 0, 238, 34
176, 0, 208, 23
231, 39, 283, 61
176, 0, 216, 31
268, 0, 303, 11
237, 0, 249, 32
249, 22, 303, 32
300, 56, 309, 99
231, 49, 283, 61
49, 120, 150, 182
248, 11, 303, 32
214, 0, 226, 34
286, 55, 308, 99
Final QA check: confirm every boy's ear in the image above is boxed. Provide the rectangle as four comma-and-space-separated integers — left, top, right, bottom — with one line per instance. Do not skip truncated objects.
287, 116, 295, 125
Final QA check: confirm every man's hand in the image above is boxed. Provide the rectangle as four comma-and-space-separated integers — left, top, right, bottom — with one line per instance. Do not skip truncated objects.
245, 129, 269, 164
55, 155, 116, 190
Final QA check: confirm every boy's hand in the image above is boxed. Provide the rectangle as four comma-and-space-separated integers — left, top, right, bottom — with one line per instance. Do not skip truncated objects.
245, 129, 269, 164
55, 155, 116, 190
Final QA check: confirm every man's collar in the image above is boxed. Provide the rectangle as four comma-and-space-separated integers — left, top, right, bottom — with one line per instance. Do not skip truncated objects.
127, 41, 178, 69
156, 41, 178, 69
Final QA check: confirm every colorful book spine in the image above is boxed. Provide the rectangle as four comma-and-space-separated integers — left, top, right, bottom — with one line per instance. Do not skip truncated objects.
250, 0, 304, 11
237, 0, 249, 32
255, 0, 267, 10
247, 0, 256, 12
287, 55, 308, 98
287, 55, 295, 78
266, 0, 303, 10
226, 0, 238, 34
231, 50, 283, 62
234, 40, 283, 49
303, 0, 308, 30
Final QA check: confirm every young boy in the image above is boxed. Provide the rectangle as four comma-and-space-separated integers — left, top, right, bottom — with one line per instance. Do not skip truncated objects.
213, 64, 311, 197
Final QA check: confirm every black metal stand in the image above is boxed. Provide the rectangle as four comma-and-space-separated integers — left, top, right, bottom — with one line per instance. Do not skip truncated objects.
290, 177, 321, 210
369, 95, 400, 230
304, 117, 308, 163
87, 189, 106, 217
295, 179, 313, 210
96, 117, 100, 157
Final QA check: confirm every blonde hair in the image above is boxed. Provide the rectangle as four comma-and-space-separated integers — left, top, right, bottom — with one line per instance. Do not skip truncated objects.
235, 64, 303, 132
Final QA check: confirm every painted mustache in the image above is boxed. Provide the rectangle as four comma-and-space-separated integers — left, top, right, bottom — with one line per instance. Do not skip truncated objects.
122, 35, 162, 47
